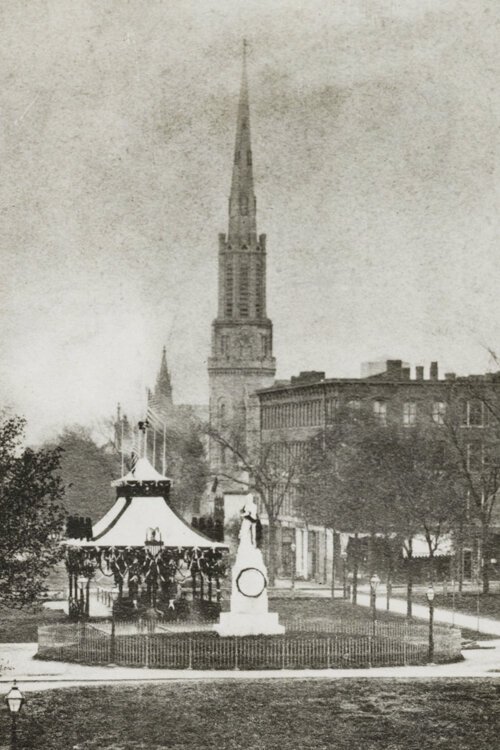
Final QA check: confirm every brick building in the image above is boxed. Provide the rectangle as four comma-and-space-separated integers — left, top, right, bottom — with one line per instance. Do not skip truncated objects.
257, 359, 500, 583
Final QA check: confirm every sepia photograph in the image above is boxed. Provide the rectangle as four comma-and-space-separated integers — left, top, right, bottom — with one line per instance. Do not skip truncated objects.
1, 1, 500, 747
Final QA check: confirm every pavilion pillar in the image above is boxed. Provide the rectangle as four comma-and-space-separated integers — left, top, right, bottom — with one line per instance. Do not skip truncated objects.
85, 579, 90, 617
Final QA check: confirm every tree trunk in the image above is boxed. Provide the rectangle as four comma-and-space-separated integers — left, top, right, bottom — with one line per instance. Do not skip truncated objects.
386, 546, 393, 611
406, 553, 413, 618
267, 515, 278, 587
481, 525, 490, 595
457, 535, 464, 593
352, 533, 359, 605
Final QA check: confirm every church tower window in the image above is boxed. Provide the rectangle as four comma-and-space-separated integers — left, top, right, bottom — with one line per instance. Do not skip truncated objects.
240, 195, 248, 216
255, 258, 263, 318
239, 263, 249, 317
225, 262, 233, 317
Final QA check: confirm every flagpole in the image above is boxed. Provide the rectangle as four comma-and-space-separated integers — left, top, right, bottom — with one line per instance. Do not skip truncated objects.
153, 427, 157, 469
162, 422, 166, 475
120, 418, 124, 474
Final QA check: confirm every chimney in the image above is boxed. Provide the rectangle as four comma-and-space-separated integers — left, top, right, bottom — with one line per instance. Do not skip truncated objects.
430, 361, 438, 381
401, 367, 410, 380
415, 366, 424, 381
386, 360, 402, 379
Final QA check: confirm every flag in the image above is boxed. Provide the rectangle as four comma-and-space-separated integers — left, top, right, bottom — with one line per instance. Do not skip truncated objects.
146, 403, 167, 432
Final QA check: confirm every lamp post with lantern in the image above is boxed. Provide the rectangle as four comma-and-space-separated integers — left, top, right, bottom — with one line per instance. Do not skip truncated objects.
427, 584, 435, 663
145, 527, 164, 608
5, 681, 25, 749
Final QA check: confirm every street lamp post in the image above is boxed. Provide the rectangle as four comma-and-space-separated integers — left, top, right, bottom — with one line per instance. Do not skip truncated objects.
426, 584, 435, 663
5, 681, 25, 749
369, 574, 381, 633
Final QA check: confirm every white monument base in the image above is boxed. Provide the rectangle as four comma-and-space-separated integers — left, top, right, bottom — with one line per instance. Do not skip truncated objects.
214, 612, 285, 637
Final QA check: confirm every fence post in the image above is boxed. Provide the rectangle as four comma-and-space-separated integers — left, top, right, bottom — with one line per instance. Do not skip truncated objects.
234, 638, 239, 671
188, 637, 193, 670
281, 638, 286, 670
368, 634, 373, 669
403, 623, 408, 666
326, 638, 331, 669
110, 618, 116, 664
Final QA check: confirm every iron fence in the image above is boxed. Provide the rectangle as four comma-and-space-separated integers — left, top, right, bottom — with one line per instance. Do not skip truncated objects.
37, 616, 461, 670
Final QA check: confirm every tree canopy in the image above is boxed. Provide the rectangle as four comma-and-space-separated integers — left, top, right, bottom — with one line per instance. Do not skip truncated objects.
45, 425, 121, 520
0, 414, 66, 606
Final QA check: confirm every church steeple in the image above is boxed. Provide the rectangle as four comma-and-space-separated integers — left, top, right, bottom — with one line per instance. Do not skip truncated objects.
228, 40, 256, 246
208, 41, 276, 480
155, 346, 173, 404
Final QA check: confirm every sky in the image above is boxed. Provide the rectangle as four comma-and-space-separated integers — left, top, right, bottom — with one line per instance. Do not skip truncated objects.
1, 0, 499, 444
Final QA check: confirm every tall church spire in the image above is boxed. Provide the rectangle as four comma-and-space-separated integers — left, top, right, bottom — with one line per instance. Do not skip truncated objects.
209, 40, 276, 482
228, 39, 256, 245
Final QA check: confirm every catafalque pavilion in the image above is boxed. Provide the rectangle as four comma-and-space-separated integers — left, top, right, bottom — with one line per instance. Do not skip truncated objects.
64, 457, 229, 621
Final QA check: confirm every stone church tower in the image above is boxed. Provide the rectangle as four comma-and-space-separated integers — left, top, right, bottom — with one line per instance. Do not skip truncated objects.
208, 44, 276, 478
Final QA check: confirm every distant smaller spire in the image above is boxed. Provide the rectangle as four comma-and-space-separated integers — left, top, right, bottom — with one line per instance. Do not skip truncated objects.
150, 346, 173, 409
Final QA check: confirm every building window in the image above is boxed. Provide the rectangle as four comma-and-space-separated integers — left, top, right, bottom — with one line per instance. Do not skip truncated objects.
225, 262, 233, 317
239, 264, 249, 317
462, 400, 485, 428
326, 397, 338, 424
483, 444, 498, 470
470, 400, 484, 427
403, 402, 417, 427
373, 400, 387, 426
432, 401, 446, 425
219, 401, 227, 428
347, 400, 360, 410
466, 442, 483, 472
220, 335, 229, 356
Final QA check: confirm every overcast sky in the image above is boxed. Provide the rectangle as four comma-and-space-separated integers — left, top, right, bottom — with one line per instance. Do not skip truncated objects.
1, 0, 499, 443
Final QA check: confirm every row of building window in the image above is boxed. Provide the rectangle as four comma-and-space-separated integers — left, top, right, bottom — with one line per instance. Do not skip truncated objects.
262, 399, 489, 430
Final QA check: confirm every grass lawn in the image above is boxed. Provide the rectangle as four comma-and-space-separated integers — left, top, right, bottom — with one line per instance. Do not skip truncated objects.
0, 606, 66, 643
3, 679, 500, 749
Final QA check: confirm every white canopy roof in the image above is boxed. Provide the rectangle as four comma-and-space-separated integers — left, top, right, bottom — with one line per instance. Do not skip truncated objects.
66, 457, 227, 550
402, 534, 453, 559
66, 494, 227, 550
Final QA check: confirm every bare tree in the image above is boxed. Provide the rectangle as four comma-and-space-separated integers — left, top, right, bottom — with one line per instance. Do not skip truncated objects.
441, 385, 500, 593
207, 425, 302, 586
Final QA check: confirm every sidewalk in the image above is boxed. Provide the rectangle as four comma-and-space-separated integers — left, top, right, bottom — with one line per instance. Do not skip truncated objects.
1, 639, 500, 692
353, 587, 500, 636
272, 579, 500, 636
